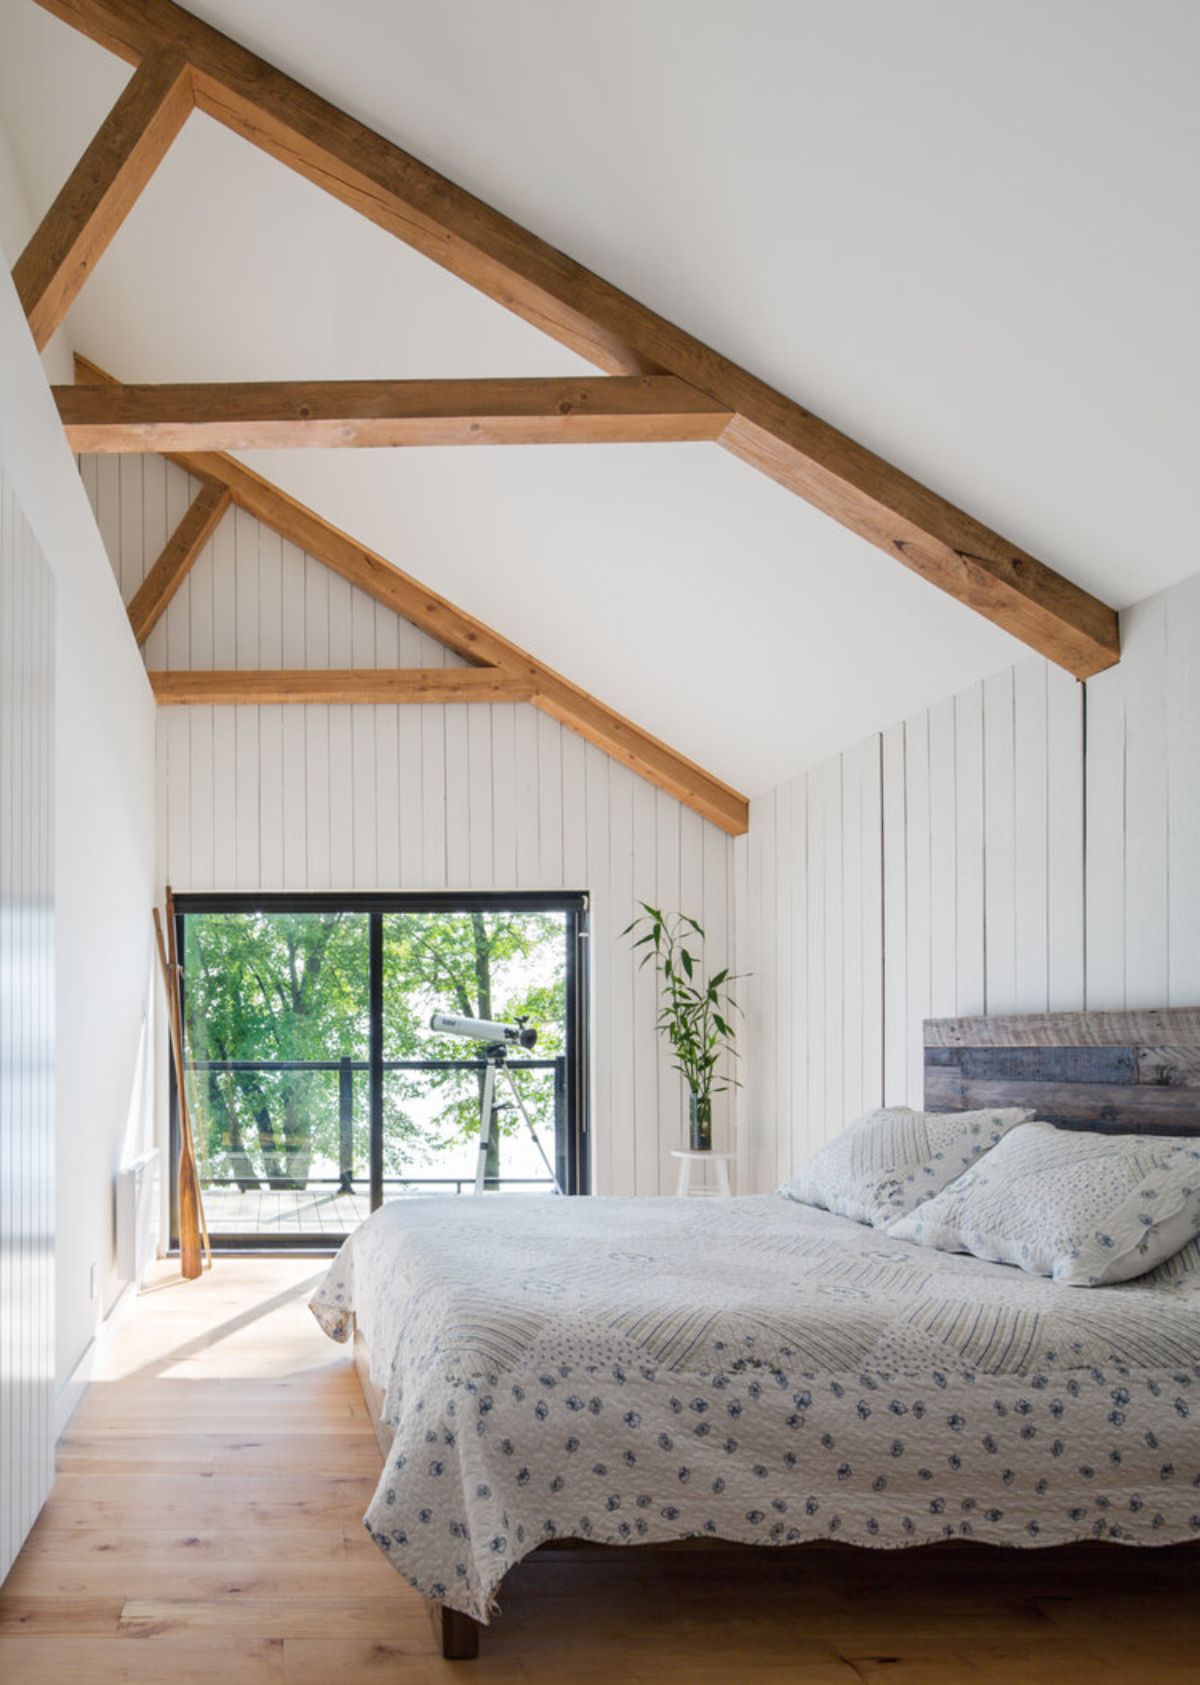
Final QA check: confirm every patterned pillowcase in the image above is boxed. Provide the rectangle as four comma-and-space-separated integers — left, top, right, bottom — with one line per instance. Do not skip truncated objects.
886, 1122, 1200, 1286
777, 1104, 1033, 1228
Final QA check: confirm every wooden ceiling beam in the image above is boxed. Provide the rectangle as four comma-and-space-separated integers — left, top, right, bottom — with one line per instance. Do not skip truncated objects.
151, 669, 534, 706
127, 478, 230, 642
13, 44, 192, 350
78, 358, 749, 835
55, 375, 732, 452
35, 0, 1119, 679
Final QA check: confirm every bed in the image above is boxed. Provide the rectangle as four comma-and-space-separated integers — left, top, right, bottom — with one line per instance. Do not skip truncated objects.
310, 1006, 1200, 1659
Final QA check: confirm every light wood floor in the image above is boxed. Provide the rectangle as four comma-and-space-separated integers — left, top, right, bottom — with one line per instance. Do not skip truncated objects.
2, 1258, 1196, 1683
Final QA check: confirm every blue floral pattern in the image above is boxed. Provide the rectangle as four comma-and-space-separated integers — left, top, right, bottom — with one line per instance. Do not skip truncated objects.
310, 1195, 1200, 1622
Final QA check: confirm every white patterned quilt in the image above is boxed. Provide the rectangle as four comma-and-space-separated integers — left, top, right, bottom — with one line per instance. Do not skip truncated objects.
310, 1194, 1200, 1621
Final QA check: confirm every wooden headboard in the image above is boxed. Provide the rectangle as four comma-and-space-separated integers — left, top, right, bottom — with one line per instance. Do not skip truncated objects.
924, 1008, 1200, 1135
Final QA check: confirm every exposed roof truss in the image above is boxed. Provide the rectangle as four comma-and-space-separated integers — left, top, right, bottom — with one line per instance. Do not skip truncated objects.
77, 355, 750, 835
27, 0, 1121, 683
11, 0, 1128, 840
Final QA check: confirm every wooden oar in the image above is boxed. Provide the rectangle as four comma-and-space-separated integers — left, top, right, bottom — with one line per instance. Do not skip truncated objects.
153, 898, 209, 1277
165, 887, 212, 1268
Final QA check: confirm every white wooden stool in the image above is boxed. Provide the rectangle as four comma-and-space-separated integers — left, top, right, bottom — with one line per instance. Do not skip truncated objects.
670, 1149, 735, 1198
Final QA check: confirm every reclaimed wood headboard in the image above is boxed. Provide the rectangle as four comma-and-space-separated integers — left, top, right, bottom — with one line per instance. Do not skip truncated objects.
924, 1008, 1200, 1135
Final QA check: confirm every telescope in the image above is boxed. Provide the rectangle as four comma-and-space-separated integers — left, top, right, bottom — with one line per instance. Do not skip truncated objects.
426, 1010, 557, 1195
429, 1011, 537, 1050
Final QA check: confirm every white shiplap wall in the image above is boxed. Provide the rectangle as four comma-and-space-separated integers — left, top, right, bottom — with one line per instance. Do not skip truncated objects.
740, 572, 1200, 1191
1086, 578, 1200, 1012
0, 469, 55, 1581
79, 454, 737, 1196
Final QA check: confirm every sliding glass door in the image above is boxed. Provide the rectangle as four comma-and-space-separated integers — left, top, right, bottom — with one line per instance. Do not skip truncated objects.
172, 893, 588, 1249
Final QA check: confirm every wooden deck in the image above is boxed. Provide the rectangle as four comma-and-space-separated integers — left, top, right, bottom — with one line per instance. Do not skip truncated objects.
202, 1186, 371, 1237
201, 1184, 550, 1238
1, 1258, 1197, 1681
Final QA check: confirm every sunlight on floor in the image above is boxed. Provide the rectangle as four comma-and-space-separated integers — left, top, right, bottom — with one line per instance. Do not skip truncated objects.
95, 1258, 338, 1383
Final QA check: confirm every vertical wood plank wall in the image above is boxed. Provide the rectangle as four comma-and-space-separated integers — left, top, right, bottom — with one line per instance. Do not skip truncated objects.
80, 453, 1199, 1199
739, 572, 1200, 1192
78, 456, 736, 1196
0, 470, 55, 1581
1086, 579, 1200, 1012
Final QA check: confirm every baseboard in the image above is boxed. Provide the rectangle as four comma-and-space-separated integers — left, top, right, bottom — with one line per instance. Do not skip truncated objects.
54, 1281, 134, 1440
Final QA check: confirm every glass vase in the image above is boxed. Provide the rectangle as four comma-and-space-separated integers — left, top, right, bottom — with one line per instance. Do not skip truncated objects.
688, 1091, 713, 1152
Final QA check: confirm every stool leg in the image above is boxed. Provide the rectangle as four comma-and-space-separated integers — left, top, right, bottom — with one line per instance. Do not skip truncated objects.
716, 1158, 731, 1197
675, 1156, 690, 1197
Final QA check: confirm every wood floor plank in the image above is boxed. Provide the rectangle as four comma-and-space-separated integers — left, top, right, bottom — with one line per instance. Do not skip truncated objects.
118, 1595, 432, 1639
844, 1660, 994, 1685
40, 1478, 379, 1531
19, 1527, 350, 1563
0, 1634, 286, 1684
0, 1595, 124, 1634
279, 1641, 533, 1685
3, 1556, 403, 1599
55, 1449, 218, 1475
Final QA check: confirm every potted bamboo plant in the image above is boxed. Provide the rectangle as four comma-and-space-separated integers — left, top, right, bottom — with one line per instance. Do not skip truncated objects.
623, 903, 740, 1151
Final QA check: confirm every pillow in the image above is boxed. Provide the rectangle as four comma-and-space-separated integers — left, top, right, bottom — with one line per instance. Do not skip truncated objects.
777, 1104, 1032, 1228
885, 1121, 1200, 1286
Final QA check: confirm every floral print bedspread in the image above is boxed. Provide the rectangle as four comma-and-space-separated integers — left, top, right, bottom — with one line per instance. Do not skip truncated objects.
310, 1194, 1200, 1621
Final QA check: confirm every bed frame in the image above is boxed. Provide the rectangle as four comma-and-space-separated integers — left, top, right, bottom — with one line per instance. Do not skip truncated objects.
355, 1004, 1200, 1660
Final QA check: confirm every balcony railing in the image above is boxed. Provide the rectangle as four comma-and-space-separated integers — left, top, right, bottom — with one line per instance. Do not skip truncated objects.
185, 1054, 566, 1198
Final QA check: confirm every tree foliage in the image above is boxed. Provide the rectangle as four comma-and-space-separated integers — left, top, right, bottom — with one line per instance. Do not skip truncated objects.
182, 910, 565, 1191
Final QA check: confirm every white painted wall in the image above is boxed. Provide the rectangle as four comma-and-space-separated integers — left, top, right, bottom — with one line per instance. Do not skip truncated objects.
738, 572, 1200, 1192
0, 467, 55, 1583
0, 123, 158, 1436
80, 454, 738, 1194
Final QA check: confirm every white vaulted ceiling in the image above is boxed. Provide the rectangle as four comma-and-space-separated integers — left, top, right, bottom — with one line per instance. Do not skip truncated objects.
0, 0, 1196, 794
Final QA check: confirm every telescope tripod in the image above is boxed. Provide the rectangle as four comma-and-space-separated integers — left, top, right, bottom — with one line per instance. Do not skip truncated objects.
474, 1042, 562, 1195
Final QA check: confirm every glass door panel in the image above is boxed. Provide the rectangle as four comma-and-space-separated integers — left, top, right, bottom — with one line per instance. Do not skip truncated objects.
180, 910, 370, 1239
380, 909, 569, 1197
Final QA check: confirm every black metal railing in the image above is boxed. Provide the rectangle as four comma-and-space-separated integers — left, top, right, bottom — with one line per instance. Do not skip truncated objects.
185, 1054, 565, 1193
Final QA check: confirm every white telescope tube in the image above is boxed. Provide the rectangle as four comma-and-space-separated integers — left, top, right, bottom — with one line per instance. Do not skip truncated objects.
429, 1012, 537, 1049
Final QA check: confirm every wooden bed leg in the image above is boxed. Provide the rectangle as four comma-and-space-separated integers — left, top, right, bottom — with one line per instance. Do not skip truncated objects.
440, 1605, 481, 1660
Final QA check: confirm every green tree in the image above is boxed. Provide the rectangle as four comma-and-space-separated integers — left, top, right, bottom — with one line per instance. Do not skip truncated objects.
182, 909, 565, 1193
183, 912, 372, 1190
382, 911, 565, 1184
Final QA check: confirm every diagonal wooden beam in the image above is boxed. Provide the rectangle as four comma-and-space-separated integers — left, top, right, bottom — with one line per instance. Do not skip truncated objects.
55, 375, 732, 452
127, 478, 230, 642
151, 669, 534, 705
78, 358, 749, 834
35, 0, 1120, 679
13, 45, 192, 350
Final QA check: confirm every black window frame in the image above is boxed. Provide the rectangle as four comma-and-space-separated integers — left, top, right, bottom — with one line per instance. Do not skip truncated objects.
169, 889, 590, 1251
